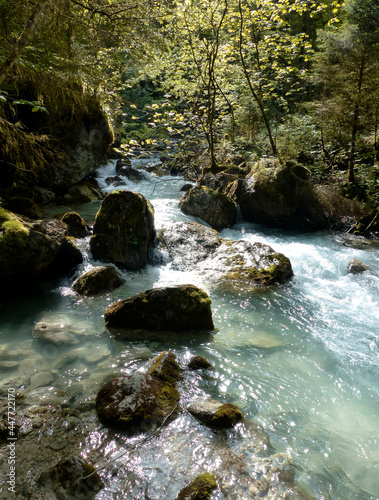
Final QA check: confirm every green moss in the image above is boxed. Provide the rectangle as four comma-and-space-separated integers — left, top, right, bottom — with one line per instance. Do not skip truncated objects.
211, 403, 243, 428
176, 472, 217, 500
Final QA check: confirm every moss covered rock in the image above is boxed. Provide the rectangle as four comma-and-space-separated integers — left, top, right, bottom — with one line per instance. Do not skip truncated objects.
104, 284, 214, 333
72, 265, 125, 296
96, 351, 181, 433
179, 185, 237, 230
187, 355, 214, 371
60, 211, 89, 238
237, 158, 328, 230
187, 398, 244, 429
90, 190, 155, 270
175, 473, 218, 500
0, 208, 81, 299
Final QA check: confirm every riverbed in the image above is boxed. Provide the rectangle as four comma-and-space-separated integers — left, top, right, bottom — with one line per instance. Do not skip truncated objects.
0, 158, 378, 499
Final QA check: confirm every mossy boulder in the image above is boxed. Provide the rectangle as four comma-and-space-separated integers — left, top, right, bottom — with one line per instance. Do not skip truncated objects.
90, 190, 155, 270
0, 208, 81, 299
60, 211, 89, 238
72, 265, 125, 296
187, 398, 244, 429
62, 177, 104, 204
4, 196, 43, 219
236, 158, 328, 230
104, 284, 214, 333
96, 351, 181, 433
175, 473, 218, 500
179, 185, 237, 230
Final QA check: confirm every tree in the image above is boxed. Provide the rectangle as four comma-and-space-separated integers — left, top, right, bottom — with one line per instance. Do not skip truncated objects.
314, 0, 379, 182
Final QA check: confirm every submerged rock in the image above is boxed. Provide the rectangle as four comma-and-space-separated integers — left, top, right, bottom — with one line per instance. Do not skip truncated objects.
38, 455, 104, 500
72, 265, 125, 296
33, 321, 81, 345
347, 258, 370, 274
175, 473, 218, 500
96, 351, 181, 433
104, 284, 214, 333
90, 190, 155, 270
60, 211, 89, 238
187, 398, 244, 429
179, 185, 237, 230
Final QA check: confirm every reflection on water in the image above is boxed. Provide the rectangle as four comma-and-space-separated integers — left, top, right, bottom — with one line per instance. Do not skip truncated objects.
0, 159, 378, 499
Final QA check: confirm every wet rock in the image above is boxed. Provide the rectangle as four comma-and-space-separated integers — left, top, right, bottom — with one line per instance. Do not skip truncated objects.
105, 175, 126, 187
38, 455, 104, 500
157, 221, 222, 268
60, 211, 89, 238
179, 185, 237, 230
347, 258, 370, 274
72, 265, 125, 296
0, 360, 19, 370
156, 222, 293, 291
187, 398, 244, 429
187, 355, 213, 371
62, 177, 104, 204
175, 472, 218, 500
4, 196, 43, 219
29, 371, 55, 390
90, 190, 155, 270
180, 183, 194, 192
0, 208, 79, 300
115, 157, 132, 173
104, 284, 214, 333
118, 165, 148, 181
96, 351, 181, 433
54, 237, 83, 275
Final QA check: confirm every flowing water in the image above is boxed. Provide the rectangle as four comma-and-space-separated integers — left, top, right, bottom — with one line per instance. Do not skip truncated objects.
0, 158, 378, 499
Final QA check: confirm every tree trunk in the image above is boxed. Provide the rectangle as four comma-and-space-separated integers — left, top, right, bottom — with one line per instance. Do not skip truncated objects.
0, 0, 51, 87
348, 56, 366, 183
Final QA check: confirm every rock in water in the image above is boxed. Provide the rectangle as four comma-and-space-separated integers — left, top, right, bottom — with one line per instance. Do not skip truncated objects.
187, 398, 244, 429
179, 185, 237, 230
72, 265, 125, 296
175, 473, 218, 500
90, 190, 155, 270
38, 455, 104, 499
0, 208, 81, 299
347, 258, 370, 274
96, 351, 181, 433
60, 211, 89, 238
104, 284, 214, 332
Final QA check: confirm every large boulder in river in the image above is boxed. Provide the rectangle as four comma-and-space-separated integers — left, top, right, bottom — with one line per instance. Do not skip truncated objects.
60, 211, 89, 238
96, 351, 181, 433
72, 265, 125, 296
236, 158, 327, 230
0, 208, 81, 300
90, 190, 155, 270
156, 221, 293, 292
104, 284, 214, 333
179, 185, 237, 230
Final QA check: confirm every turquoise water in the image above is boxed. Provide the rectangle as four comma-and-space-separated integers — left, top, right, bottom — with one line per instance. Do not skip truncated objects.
1, 159, 378, 499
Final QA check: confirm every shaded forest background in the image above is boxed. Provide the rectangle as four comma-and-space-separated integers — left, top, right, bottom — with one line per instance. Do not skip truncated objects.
0, 0, 378, 207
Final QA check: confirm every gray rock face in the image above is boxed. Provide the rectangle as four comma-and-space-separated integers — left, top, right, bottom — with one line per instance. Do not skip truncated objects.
104, 284, 214, 333
156, 221, 293, 292
72, 265, 125, 296
90, 190, 155, 270
179, 185, 237, 230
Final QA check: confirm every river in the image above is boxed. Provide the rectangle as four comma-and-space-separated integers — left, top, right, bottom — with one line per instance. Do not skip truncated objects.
1, 157, 378, 499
